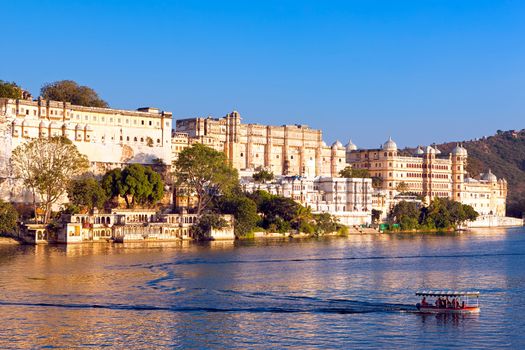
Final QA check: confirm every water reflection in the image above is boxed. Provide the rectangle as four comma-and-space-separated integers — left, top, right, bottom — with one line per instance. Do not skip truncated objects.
0, 229, 524, 348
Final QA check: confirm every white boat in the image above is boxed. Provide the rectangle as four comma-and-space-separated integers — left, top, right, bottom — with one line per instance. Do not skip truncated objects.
415, 290, 480, 314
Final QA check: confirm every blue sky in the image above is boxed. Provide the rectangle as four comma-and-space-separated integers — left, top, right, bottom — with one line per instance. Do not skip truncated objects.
2, 0, 524, 148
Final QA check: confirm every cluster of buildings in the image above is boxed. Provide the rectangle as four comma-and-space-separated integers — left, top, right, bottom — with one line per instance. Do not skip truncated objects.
0, 95, 516, 244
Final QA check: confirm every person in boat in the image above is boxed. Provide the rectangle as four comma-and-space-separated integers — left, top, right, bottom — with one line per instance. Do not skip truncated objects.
421, 297, 427, 306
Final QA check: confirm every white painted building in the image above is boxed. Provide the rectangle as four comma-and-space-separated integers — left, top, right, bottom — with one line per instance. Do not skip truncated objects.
242, 176, 373, 226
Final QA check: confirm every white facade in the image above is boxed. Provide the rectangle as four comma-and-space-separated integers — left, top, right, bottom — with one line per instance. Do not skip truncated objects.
242, 176, 373, 226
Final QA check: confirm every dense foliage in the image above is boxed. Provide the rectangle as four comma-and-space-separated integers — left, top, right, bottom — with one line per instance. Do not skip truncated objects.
247, 190, 347, 235
41, 80, 108, 107
67, 177, 108, 212
0, 200, 19, 236
191, 213, 228, 240
11, 137, 89, 223
0, 80, 22, 99
102, 164, 164, 208
389, 198, 479, 231
173, 144, 238, 215
252, 169, 274, 183
215, 191, 259, 238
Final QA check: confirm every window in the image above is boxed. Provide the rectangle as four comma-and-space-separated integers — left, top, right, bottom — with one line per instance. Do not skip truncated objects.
141, 120, 145, 125
149, 121, 152, 126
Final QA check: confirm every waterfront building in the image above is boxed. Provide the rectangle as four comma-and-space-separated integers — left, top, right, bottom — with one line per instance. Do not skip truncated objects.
241, 175, 373, 226
175, 111, 347, 177
0, 96, 173, 202
347, 137, 507, 217
20, 209, 234, 244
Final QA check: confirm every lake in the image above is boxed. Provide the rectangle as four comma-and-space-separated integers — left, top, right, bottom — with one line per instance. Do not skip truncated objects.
1, 227, 524, 349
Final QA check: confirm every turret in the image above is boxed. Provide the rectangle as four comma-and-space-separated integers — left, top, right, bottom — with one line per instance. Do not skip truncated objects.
451, 144, 468, 200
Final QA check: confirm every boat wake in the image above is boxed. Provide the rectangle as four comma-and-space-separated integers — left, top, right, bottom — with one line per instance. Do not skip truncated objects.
0, 295, 417, 315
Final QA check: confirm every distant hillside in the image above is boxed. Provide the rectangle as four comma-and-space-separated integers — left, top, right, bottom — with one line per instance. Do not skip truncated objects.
437, 130, 525, 217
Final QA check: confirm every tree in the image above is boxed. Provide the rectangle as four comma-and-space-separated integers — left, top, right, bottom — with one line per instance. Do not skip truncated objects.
371, 209, 382, 223
253, 169, 274, 183
102, 164, 164, 208
191, 213, 228, 240
339, 166, 370, 178
40, 80, 108, 107
101, 168, 124, 203
389, 201, 420, 230
67, 177, 107, 212
173, 144, 238, 216
0, 80, 22, 99
396, 181, 409, 193
0, 200, 18, 236
11, 137, 89, 223
216, 192, 259, 238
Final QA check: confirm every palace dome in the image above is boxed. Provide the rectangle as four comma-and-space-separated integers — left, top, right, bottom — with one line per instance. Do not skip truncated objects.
451, 144, 468, 156
481, 169, 498, 182
332, 140, 343, 149
434, 145, 442, 155
382, 137, 397, 151
345, 139, 357, 151
414, 146, 424, 155
425, 145, 435, 154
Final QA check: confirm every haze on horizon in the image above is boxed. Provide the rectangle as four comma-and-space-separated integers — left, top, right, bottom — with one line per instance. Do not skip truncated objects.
1, 0, 523, 149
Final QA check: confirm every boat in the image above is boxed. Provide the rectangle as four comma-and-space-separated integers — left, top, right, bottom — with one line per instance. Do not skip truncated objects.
415, 290, 480, 314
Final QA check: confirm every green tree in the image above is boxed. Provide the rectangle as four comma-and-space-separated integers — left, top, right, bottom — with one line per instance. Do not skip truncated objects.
102, 164, 164, 208
0, 80, 22, 99
0, 200, 19, 236
191, 212, 228, 240
462, 204, 479, 223
339, 166, 370, 178
41, 80, 108, 107
11, 137, 89, 223
102, 168, 125, 202
173, 143, 238, 216
389, 200, 420, 230
67, 177, 107, 212
371, 209, 382, 223
313, 212, 339, 235
216, 192, 259, 238
396, 181, 409, 193
253, 169, 274, 183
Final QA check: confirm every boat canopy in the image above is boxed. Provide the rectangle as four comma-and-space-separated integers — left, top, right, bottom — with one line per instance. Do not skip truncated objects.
415, 290, 480, 297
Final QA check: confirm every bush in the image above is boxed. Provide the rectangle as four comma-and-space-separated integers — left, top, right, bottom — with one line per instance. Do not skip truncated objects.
0, 200, 19, 236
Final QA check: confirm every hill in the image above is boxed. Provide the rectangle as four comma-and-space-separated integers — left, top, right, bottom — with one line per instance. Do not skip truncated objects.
435, 130, 525, 217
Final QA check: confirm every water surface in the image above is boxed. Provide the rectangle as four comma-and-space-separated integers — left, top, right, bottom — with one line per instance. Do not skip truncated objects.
1, 227, 524, 349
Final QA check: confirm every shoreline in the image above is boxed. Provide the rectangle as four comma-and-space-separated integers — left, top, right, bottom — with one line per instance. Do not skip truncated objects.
0, 236, 21, 245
